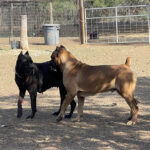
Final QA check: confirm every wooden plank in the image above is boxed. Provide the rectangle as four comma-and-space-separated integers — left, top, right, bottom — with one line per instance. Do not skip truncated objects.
20, 15, 29, 50
79, 0, 85, 44
49, 0, 53, 24
10, 3, 14, 38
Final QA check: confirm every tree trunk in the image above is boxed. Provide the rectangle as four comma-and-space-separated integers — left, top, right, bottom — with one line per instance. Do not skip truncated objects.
79, 0, 85, 44
50, 0, 53, 24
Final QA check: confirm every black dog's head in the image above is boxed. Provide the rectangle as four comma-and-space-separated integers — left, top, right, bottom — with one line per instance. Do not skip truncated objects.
15, 51, 34, 78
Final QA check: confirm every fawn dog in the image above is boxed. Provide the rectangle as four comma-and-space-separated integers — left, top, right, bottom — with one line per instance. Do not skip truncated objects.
51, 45, 139, 125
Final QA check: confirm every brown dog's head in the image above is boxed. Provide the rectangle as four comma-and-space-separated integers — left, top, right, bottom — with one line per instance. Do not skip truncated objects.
51, 45, 66, 70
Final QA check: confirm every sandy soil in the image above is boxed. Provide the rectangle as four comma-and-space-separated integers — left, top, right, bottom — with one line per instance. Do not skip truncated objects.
0, 37, 150, 150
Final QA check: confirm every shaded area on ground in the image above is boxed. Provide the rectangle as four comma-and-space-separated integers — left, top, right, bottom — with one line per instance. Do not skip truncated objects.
0, 77, 150, 150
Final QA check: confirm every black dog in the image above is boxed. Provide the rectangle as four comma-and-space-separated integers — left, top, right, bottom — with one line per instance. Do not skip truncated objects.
15, 51, 76, 119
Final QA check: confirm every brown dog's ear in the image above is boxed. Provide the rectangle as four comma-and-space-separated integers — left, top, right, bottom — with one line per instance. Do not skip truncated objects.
25, 51, 29, 55
60, 45, 66, 49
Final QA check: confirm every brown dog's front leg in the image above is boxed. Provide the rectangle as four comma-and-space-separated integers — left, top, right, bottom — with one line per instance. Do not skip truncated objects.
77, 93, 85, 121
56, 94, 74, 122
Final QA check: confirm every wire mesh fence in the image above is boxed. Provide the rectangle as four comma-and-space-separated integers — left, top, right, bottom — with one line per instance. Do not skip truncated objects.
0, 1, 79, 44
1, 2, 150, 45
85, 5, 150, 44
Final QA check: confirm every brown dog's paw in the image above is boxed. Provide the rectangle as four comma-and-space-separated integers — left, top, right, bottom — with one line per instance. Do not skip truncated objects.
127, 120, 136, 126
72, 116, 83, 122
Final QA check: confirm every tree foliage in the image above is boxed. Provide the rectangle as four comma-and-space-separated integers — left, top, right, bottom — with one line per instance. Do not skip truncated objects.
38, 0, 77, 13
84, 0, 149, 7
39, 0, 149, 11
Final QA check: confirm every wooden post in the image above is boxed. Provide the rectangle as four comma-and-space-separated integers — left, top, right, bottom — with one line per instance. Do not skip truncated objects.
10, 3, 14, 40
79, 0, 85, 44
50, 0, 53, 24
20, 15, 29, 50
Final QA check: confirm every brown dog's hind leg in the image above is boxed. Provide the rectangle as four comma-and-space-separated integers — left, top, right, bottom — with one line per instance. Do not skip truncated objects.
127, 98, 139, 121
126, 97, 138, 125
56, 94, 75, 122
116, 76, 138, 125
120, 93, 139, 125
116, 88, 138, 125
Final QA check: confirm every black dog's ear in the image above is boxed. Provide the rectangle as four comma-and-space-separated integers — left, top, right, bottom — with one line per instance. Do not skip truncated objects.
56, 46, 59, 50
19, 51, 23, 56
25, 51, 29, 55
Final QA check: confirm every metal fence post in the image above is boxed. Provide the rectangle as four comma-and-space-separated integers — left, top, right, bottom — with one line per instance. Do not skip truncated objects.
115, 7, 119, 43
148, 6, 150, 44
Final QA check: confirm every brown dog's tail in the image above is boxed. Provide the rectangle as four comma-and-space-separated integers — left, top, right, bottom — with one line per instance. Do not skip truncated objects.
125, 57, 130, 67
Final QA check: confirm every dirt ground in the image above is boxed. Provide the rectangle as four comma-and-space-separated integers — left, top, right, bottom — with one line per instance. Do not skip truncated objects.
0, 37, 150, 150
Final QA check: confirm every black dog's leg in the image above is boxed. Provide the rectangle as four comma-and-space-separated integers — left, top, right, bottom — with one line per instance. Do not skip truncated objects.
52, 86, 64, 116
26, 91, 37, 119
65, 100, 76, 118
17, 88, 26, 118
53, 85, 76, 118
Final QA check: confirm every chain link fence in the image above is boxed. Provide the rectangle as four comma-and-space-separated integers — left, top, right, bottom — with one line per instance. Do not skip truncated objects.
0, 0, 79, 44
1, 1, 150, 45
85, 5, 150, 44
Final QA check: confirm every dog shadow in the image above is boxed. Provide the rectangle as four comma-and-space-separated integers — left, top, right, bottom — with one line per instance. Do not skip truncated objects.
0, 76, 150, 149
135, 76, 150, 104
31, 43, 46, 45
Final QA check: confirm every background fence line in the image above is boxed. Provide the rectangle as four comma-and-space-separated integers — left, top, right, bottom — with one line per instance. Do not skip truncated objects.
0, 2, 150, 45
85, 5, 150, 44
0, 1, 79, 44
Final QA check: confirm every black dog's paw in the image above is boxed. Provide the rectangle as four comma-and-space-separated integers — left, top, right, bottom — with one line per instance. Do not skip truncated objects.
17, 113, 22, 118
17, 102, 23, 118
26, 110, 36, 119
127, 116, 132, 121
26, 114, 34, 119
52, 111, 60, 116
64, 114, 72, 119
56, 116, 63, 122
